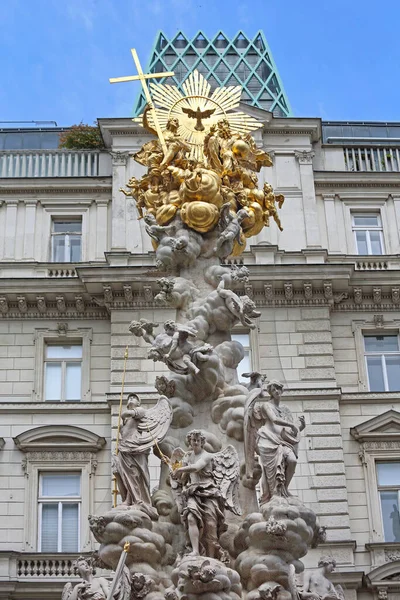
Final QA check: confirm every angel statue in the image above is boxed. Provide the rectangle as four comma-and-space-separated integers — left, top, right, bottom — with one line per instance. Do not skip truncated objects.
244, 380, 306, 504
112, 394, 172, 507
213, 203, 249, 257
148, 320, 201, 376
170, 429, 241, 560
216, 277, 261, 329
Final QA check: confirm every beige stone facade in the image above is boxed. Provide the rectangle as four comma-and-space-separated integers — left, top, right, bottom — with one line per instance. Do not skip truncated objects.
1, 110, 400, 598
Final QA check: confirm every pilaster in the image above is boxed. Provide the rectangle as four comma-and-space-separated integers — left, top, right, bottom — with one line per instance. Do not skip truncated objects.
110, 152, 128, 251
23, 200, 37, 260
295, 150, 321, 248
4, 199, 18, 260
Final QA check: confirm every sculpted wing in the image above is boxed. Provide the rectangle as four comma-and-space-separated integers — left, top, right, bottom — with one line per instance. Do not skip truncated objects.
134, 396, 173, 451
61, 582, 73, 600
213, 445, 242, 515
244, 388, 263, 478
182, 107, 196, 118
201, 108, 216, 118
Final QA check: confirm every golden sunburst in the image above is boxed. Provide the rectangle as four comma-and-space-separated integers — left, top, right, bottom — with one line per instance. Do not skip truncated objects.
135, 70, 263, 159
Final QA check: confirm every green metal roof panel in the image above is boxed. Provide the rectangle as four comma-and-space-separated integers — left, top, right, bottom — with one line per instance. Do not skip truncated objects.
133, 30, 292, 117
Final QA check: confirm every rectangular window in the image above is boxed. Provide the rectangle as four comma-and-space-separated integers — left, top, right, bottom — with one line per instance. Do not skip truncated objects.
232, 333, 251, 383
51, 219, 82, 262
44, 344, 82, 401
352, 213, 384, 255
38, 472, 81, 552
364, 335, 400, 391
377, 462, 400, 542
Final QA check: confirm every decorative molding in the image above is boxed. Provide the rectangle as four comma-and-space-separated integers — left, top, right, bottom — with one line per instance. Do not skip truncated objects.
17, 296, 27, 313
143, 285, 153, 303
36, 296, 46, 314
373, 288, 382, 305
55, 295, 67, 313
304, 281, 313, 300
0, 186, 112, 195
264, 283, 274, 301
392, 288, 400, 304
103, 284, 113, 303
0, 297, 8, 314
14, 425, 106, 453
374, 314, 384, 328
110, 151, 129, 166
294, 150, 315, 164
123, 284, 133, 302
354, 287, 363, 304
75, 295, 85, 313
284, 281, 293, 300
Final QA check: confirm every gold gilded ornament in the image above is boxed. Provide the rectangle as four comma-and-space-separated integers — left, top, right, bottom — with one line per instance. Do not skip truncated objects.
181, 201, 220, 233
111, 49, 285, 257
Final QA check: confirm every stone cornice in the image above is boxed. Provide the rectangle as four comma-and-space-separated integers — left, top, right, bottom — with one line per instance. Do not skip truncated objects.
0, 402, 110, 414
341, 392, 400, 404
314, 170, 400, 188
0, 177, 111, 196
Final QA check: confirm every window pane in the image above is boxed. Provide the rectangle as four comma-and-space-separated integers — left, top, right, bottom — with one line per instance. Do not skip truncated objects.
380, 491, 400, 542
377, 462, 400, 486
53, 221, 82, 233
52, 236, 66, 262
41, 473, 81, 497
41, 504, 58, 551
370, 230, 383, 255
366, 356, 385, 391
386, 355, 400, 391
70, 236, 81, 262
65, 363, 81, 400
364, 336, 399, 352
46, 345, 83, 359
353, 215, 379, 227
61, 504, 79, 552
355, 230, 368, 254
45, 363, 62, 401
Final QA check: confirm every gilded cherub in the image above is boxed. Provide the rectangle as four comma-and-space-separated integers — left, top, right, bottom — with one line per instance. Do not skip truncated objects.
263, 182, 284, 231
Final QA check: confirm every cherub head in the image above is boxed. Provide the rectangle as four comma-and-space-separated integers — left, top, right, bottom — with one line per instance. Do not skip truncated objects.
164, 320, 176, 335
144, 213, 157, 226
186, 429, 206, 449
129, 320, 143, 336
127, 393, 141, 409
237, 208, 250, 223
318, 556, 336, 572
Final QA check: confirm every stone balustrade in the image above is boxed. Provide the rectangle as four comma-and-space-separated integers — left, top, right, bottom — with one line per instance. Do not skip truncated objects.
0, 150, 106, 177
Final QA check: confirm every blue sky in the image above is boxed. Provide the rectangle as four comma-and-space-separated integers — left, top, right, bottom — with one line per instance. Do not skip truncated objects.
1, 0, 399, 126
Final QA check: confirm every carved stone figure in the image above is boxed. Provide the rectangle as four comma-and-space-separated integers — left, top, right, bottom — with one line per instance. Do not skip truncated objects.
301, 557, 345, 600
171, 429, 241, 559
245, 380, 305, 504
213, 203, 249, 258
149, 320, 200, 375
216, 278, 261, 329
62, 556, 110, 600
129, 318, 159, 344
112, 394, 172, 506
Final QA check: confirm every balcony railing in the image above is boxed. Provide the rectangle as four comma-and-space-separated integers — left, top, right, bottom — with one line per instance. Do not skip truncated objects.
0, 150, 101, 177
344, 146, 400, 172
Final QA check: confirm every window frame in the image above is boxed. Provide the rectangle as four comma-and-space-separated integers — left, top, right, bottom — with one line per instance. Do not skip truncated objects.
51, 218, 83, 263
33, 327, 92, 402
376, 461, 400, 543
44, 343, 83, 402
352, 320, 400, 391
231, 330, 252, 383
352, 212, 385, 255
364, 334, 400, 392
40, 205, 90, 263
37, 471, 81, 552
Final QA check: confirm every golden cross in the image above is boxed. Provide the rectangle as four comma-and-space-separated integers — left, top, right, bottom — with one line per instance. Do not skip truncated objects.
110, 48, 174, 155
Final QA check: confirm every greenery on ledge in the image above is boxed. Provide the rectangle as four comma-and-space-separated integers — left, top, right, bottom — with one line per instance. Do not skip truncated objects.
58, 122, 104, 150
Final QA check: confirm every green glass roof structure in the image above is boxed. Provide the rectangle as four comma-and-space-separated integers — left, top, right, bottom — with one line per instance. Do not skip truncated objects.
134, 30, 292, 117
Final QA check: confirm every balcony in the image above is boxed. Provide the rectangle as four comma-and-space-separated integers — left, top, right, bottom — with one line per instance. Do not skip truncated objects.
0, 150, 111, 178
344, 146, 400, 172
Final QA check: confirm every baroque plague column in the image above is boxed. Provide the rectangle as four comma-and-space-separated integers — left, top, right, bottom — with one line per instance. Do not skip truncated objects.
62, 50, 335, 600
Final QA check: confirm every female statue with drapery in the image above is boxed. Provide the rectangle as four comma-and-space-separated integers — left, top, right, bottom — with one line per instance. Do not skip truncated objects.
244, 380, 305, 504
112, 393, 172, 507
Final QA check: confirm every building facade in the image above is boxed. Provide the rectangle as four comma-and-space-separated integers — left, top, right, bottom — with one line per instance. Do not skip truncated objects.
133, 30, 292, 117
1, 111, 400, 599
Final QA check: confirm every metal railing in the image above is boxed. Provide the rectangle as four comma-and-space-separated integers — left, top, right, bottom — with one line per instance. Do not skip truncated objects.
0, 150, 100, 177
344, 147, 400, 172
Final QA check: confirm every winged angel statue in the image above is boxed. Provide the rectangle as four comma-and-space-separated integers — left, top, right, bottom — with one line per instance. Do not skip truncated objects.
112, 393, 172, 507
170, 430, 241, 560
